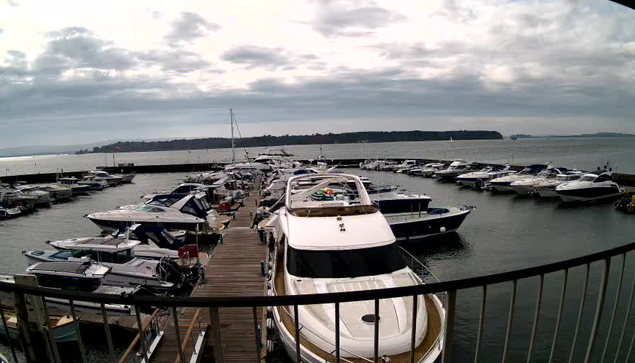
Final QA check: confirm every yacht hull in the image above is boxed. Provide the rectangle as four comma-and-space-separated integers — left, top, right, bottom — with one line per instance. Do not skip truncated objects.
557, 188, 625, 203
385, 208, 471, 241
87, 216, 203, 233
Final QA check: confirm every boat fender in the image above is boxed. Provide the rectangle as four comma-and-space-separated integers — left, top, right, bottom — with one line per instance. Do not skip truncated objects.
267, 306, 273, 316
440, 227, 446, 233
267, 289, 274, 296
260, 260, 266, 276
266, 340, 274, 353
266, 318, 274, 330
381, 355, 391, 363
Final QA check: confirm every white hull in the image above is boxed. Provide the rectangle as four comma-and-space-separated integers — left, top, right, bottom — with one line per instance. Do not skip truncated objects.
534, 187, 559, 198
491, 184, 515, 192
509, 184, 534, 196
273, 294, 445, 363
558, 191, 625, 203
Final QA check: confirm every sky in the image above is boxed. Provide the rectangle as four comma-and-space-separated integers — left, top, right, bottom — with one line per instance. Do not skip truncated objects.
0, 0, 634, 147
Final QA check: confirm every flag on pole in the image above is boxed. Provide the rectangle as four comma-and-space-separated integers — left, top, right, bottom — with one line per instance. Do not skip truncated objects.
114, 146, 122, 151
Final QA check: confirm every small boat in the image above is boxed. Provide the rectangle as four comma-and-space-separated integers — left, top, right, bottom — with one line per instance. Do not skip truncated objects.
0, 309, 77, 342
533, 172, 583, 198
86, 192, 228, 233
556, 172, 625, 203
30, 184, 73, 202
86, 170, 123, 187
434, 160, 478, 181
0, 262, 140, 316
23, 237, 178, 291
1, 186, 50, 208
509, 167, 570, 196
57, 177, 92, 195
393, 160, 418, 173
488, 164, 549, 192
119, 173, 136, 184
0, 205, 21, 219
384, 206, 473, 241
615, 194, 635, 214
79, 175, 110, 190
456, 165, 516, 188
269, 173, 445, 362
418, 163, 446, 177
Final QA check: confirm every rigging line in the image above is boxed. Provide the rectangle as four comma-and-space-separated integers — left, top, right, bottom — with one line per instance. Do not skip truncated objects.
231, 111, 250, 158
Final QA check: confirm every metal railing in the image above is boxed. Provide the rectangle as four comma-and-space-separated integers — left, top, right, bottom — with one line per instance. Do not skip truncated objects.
1, 241, 635, 362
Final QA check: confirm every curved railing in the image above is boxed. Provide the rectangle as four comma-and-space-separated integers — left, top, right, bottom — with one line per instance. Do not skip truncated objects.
1, 240, 635, 363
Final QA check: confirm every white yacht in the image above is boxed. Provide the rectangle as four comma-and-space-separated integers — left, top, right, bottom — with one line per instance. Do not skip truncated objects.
488, 164, 549, 192
418, 163, 446, 178
393, 160, 418, 173
23, 238, 177, 291
57, 177, 92, 195
533, 172, 584, 198
269, 173, 444, 362
0, 205, 21, 219
508, 167, 569, 196
556, 172, 625, 203
87, 170, 123, 187
86, 192, 228, 233
0, 262, 139, 316
434, 161, 478, 181
456, 165, 515, 188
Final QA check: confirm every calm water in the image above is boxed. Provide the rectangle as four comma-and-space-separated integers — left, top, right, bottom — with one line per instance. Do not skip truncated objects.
1, 137, 635, 176
1, 139, 635, 362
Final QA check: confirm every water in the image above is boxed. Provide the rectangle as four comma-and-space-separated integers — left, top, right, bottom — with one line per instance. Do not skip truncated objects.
1, 137, 634, 176
1, 139, 635, 362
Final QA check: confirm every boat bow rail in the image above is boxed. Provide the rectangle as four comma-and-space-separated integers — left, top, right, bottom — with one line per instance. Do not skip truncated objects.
2, 241, 635, 362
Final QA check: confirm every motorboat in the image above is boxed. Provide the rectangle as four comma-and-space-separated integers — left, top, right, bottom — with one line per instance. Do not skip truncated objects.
23, 238, 179, 291
434, 160, 479, 181
615, 194, 635, 214
268, 173, 445, 362
383, 206, 473, 241
1, 186, 50, 208
488, 164, 549, 192
508, 167, 569, 196
227, 148, 299, 172
87, 170, 123, 187
79, 175, 110, 190
456, 165, 516, 188
0, 205, 21, 219
0, 262, 140, 316
57, 177, 92, 195
86, 192, 229, 233
119, 173, 136, 184
418, 163, 446, 177
556, 172, 625, 203
393, 160, 418, 173
0, 309, 76, 342
31, 184, 73, 202
533, 172, 584, 198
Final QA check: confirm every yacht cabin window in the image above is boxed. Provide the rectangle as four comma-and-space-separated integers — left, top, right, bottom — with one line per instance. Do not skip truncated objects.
36, 275, 101, 292
594, 174, 613, 183
579, 175, 597, 182
286, 243, 406, 278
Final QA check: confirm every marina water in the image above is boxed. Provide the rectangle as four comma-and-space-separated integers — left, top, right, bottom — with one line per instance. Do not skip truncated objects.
1, 137, 635, 361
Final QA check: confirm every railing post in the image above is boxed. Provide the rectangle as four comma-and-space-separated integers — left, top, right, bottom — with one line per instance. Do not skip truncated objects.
252, 306, 260, 363
171, 306, 186, 363
474, 286, 487, 363
294, 304, 301, 363
601, 253, 626, 362
442, 290, 457, 363
101, 303, 117, 363
0, 299, 18, 363
209, 307, 224, 363
335, 302, 340, 363
41, 298, 61, 363
502, 279, 518, 363
374, 298, 380, 363
569, 263, 591, 363
615, 266, 635, 363
584, 258, 611, 363
134, 305, 150, 362
410, 295, 418, 363
527, 274, 544, 363
548, 269, 568, 363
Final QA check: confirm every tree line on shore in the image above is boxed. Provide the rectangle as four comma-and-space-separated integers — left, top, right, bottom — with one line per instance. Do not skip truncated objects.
86, 130, 503, 153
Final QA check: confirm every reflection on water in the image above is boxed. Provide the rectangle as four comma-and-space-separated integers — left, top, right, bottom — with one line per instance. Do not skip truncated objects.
402, 232, 472, 263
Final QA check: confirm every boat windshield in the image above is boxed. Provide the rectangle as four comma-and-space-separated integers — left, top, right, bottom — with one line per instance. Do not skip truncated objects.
36, 275, 101, 292
579, 175, 597, 182
136, 205, 166, 213
286, 243, 406, 278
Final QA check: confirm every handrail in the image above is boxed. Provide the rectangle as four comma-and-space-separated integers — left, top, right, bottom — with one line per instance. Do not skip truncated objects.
2, 241, 634, 307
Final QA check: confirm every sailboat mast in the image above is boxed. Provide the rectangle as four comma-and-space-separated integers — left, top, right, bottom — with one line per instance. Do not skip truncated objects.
230, 108, 236, 163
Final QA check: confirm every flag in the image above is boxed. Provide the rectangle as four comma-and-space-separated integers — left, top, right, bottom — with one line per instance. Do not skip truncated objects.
114, 146, 122, 151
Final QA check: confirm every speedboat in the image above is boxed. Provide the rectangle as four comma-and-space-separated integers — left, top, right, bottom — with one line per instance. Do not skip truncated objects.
268, 173, 445, 362
393, 160, 418, 173
488, 164, 549, 192
57, 177, 92, 195
0, 262, 141, 316
87, 170, 123, 186
556, 172, 625, 203
509, 167, 569, 196
86, 192, 228, 233
434, 160, 478, 181
79, 175, 110, 190
533, 172, 584, 198
1, 186, 51, 207
419, 163, 446, 177
0, 309, 77, 342
23, 238, 178, 291
456, 165, 515, 188
32, 184, 73, 202
0, 205, 21, 219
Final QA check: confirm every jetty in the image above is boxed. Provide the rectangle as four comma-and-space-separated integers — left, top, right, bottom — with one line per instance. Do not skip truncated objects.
146, 179, 268, 363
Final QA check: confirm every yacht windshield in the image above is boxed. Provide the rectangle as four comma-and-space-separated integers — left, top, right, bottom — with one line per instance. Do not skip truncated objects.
579, 175, 597, 182
286, 243, 406, 278
136, 205, 166, 213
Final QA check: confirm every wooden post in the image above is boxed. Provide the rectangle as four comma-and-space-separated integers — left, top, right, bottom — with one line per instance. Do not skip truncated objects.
14, 275, 56, 363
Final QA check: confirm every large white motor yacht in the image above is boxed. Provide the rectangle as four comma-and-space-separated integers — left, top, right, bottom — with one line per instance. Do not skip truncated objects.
533, 172, 583, 198
508, 167, 569, 196
456, 165, 515, 187
556, 172, 625, 202
269, 173, 445, 362
488, 164, 549, 192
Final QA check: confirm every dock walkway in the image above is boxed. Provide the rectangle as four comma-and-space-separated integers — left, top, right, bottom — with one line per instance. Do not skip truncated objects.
150, 185, 266, 363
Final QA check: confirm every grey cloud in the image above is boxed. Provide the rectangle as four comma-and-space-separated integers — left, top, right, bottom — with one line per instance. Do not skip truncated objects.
138, 49, 211, 73
221, 45, 290, 68
313, 2, 406, 37
164, 12, 220, 46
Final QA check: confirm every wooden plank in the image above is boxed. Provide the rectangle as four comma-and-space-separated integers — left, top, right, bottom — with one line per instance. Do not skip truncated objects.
151, 177, 267, 363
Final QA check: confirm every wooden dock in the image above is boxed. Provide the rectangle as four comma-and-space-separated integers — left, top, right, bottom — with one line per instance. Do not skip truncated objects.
150, 185, 267, 363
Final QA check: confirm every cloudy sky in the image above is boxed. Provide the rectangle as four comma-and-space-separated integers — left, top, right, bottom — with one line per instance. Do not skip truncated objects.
0, 0, 634, 147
